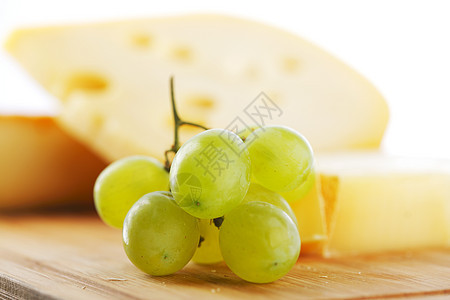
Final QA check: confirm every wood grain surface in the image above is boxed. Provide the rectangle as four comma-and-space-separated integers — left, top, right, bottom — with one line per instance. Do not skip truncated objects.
0, 212, 449, 300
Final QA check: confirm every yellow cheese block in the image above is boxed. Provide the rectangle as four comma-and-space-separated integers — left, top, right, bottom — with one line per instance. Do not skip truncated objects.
282, 168, 328, 255
316, 152, 450, 257
0, 115, 106, 209
5, 14, 389, 163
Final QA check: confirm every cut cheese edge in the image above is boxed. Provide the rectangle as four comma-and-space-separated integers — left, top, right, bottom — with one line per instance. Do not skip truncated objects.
0, 115, 106, 209
283, 167, 328, 255
5, 14, 389, 163
316, 152, 450, 257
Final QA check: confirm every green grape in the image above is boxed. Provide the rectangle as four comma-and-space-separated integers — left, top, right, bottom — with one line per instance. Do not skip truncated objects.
219, 201, 300, 283
281, 166, 316, 203
192, 219, 223, 264
243, 183, 298, 227
245, 126, 314, 193
94, 155, 169, 228
123, 191, 199, 276
170, 129, 251, 219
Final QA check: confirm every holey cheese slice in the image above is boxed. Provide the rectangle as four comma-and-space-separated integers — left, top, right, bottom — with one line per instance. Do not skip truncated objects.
6, 14, 388, 162
316, 152, 450, 257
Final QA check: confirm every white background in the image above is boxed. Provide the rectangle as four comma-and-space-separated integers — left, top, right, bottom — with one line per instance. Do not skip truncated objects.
1, 0, 449, 159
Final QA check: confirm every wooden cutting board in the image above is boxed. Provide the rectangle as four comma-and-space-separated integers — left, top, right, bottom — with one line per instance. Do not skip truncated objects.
0, 212, 449, 300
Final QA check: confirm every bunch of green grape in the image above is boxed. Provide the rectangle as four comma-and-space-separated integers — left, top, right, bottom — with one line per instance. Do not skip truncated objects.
94, 125, 314, 283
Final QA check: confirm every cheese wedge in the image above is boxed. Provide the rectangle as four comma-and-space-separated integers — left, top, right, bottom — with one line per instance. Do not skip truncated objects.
5, 14, 389, 163
316, 152, 450, 257
0, 115, 106, 209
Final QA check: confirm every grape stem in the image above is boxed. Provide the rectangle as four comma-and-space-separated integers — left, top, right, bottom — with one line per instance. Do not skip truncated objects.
213, 217, 224, 229
164, 76, 209, 171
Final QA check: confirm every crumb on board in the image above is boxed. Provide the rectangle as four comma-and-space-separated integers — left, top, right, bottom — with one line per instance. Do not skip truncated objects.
101, 277, 127, 281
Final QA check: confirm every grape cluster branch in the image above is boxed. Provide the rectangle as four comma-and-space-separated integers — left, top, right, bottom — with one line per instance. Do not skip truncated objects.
164, 76, 209, 171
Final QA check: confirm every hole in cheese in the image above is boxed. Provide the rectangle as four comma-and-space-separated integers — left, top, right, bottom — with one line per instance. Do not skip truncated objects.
165, 95, 216, 129
282, 57, 301, 73
187, 97, 215, 109
171, 45, 193, 62
64, 72, 109, 99
131, 34, 153, 48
